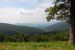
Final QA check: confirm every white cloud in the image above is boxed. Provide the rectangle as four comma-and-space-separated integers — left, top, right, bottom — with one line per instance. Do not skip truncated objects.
0, 7, 19, 24
17, 7, 47, 23
0, 7, 47, 24
0, 0, 54, 24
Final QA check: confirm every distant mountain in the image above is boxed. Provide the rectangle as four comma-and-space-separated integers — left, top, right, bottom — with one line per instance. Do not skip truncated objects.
46, 21, 70, 31
16, 23, 54, 29
0, 21, 70, 35
16, 21, 70, 32
0, 23, 45, 34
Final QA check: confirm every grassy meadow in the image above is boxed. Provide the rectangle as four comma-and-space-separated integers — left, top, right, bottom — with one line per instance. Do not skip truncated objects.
0, 41, 75, 50
0, 32, 73, 50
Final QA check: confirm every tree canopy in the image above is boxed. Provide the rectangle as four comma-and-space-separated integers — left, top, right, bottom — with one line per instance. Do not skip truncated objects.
45, 0, 71, 22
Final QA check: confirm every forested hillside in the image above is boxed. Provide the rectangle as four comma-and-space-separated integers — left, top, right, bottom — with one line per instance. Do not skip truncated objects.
0, 23, 45, 34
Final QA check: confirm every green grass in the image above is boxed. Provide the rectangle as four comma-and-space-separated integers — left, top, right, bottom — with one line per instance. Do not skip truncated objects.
0, 41, 75, 50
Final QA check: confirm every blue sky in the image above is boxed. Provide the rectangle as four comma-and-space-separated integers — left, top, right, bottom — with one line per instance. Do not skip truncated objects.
0, 0, 38, 9
0, 0, 57, 24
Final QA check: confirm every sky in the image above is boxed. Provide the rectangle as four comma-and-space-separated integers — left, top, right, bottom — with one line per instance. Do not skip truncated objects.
0, 0, 56, 24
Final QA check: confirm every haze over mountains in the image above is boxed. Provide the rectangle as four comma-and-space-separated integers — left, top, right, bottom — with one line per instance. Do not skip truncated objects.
0, 21, 70, 34
46, 21, 70, 31
16, 21, 70, 31
16, 23, 53, 29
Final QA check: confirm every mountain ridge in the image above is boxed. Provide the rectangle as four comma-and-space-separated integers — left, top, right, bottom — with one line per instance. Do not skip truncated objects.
0, 23, 45, 34
46, 21, 70, 31
0, 21, 70, 35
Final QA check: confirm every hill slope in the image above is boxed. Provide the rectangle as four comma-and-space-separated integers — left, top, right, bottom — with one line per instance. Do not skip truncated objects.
46, 21, 70, 31
16, 23, 53, 29
0, 23, 45, 34
0, 21, 70, 35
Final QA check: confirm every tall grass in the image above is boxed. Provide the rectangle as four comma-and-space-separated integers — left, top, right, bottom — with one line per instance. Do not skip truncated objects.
0, 41, 75, 50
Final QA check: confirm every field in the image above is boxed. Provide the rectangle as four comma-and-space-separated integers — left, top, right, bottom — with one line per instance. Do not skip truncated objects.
0, 41, 75, 50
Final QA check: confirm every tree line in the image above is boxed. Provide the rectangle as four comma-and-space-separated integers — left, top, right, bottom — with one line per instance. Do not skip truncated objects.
0, 31, 69, 42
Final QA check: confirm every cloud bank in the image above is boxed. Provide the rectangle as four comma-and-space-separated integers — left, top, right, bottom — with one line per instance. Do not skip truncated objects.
0, 0, 53, 24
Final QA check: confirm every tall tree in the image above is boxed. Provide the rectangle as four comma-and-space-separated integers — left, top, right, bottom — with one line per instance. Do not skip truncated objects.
45, 0, 75, 45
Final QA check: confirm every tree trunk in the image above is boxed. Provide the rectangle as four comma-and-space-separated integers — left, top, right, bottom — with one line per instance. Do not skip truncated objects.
69, 24, 75, 45
69, 0, 75, 45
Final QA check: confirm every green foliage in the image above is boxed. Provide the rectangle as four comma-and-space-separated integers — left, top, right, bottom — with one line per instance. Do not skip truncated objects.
45, 0, 70, 22
0, 31, 69, 42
